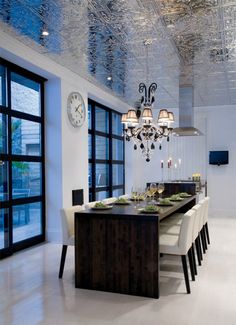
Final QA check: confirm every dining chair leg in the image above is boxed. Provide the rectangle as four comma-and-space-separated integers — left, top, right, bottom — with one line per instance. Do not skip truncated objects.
59, 245, 68, 279
205, 222, 210, 245
195, 238, 202, 265
188, 249, 195, 281
181, 255, 191, 294
202, 228, 208, 250
197, 236, 203, 261
191, 245, 197, 276
200, 230, 206, 254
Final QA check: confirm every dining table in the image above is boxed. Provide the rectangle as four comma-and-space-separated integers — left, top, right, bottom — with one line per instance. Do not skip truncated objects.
74, 195, 196, 299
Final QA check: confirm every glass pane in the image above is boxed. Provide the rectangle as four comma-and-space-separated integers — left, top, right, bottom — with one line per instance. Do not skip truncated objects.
112, 188, 124, 197
96, 164, 109, 187
112, 113, 122, 136
88, 104, 92, 129
112, 164, 124, 186
88, 163, 92, 188
112, 139, 123, 160
96, 136, 109, 160
96, 191, 109, 201
0, 113, 8, 154
88, 134, 92, 159
13, 202, 42, 243
12, 162, 41, 198
89, 191, 93, 202
11, 72, 41, 116
0, 161, 8, 201
11, 118, 41, 156
0, 208, 9, 249
95, 107, 109, 133
0, 65, 6, 106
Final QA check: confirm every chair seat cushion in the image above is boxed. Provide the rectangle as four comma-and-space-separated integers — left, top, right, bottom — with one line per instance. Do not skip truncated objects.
160, 224, 181, 236
159, 233, 180, 255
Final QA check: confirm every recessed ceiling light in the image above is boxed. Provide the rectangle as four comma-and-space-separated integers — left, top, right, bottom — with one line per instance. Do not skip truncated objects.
42, 30, 49, 36
107, 76, 112, 81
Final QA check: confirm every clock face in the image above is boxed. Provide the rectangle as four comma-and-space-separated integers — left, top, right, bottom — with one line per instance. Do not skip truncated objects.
67, 92, 86, 127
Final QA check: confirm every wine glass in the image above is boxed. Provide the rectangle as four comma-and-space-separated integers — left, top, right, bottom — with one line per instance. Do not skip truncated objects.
157, 183, 165, 200
150, 183, 157, 203
131, 186, 138, 205
136, 186, 143, 206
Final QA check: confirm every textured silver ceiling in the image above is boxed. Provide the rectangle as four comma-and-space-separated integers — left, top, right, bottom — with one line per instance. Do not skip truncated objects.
1, 0, 236, 108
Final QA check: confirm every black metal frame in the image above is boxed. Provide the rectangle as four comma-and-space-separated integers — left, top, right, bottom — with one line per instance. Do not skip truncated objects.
88, 99, 125, 201
0, 57, 46, 259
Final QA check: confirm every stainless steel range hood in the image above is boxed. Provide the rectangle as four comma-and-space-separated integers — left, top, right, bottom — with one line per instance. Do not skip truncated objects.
173, 85, 203, 136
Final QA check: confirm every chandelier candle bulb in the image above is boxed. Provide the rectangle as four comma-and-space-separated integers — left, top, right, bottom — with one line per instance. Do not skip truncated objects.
161, 160, 164, 168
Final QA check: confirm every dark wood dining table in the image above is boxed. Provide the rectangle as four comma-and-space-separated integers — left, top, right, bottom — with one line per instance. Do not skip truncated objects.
74, 195, 196, 299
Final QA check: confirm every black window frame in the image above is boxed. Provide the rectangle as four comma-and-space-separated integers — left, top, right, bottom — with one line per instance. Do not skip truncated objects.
88, 98, 125, 201
0, 57, 46, 258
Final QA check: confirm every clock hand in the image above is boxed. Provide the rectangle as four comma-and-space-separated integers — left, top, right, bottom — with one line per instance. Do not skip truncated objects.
75, 104, 82, 112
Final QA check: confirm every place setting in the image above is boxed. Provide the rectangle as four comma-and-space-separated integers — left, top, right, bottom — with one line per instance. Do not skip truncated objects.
113, 197, 132, 205
90, 202, 113, 210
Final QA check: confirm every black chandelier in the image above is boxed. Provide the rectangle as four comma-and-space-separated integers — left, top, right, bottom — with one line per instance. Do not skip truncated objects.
121, 82, 174, 162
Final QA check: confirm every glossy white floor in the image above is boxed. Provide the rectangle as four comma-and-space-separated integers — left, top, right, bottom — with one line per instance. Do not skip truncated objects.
1, 217, 236, 325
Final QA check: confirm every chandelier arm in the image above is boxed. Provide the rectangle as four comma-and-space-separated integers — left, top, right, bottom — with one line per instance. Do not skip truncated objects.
139, 83, 147, 104
148, 83, 157, 104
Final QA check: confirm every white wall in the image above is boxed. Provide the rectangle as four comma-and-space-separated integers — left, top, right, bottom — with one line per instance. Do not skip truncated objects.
0, 30, 130, 242
204, 106, 236, 218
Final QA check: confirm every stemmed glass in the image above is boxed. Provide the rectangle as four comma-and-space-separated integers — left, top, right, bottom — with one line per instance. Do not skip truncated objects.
131, 186, 138, 206
131, 186, 137, 198
150, 183, 157, 203
157, 183, 165, 200
136, 186, 143, 207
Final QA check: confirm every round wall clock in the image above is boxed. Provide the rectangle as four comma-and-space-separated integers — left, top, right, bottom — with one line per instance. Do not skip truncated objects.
67, 91, 86, 127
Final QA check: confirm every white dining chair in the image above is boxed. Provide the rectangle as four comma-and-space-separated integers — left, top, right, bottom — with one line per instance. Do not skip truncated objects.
169, 204, 204, 267
160, 203, 204, 274
159, 209, 196, 294
102, 197, 117, 205
191, 203, 205, 264
198, 199, 208, 252
59, 205, 84, 278
160, 209, 197, 281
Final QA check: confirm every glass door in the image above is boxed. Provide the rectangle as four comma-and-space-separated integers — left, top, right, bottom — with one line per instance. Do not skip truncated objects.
0, 59, 46, 258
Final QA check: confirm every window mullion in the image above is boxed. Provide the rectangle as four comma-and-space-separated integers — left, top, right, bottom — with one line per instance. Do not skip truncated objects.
88, 99, 124, 201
